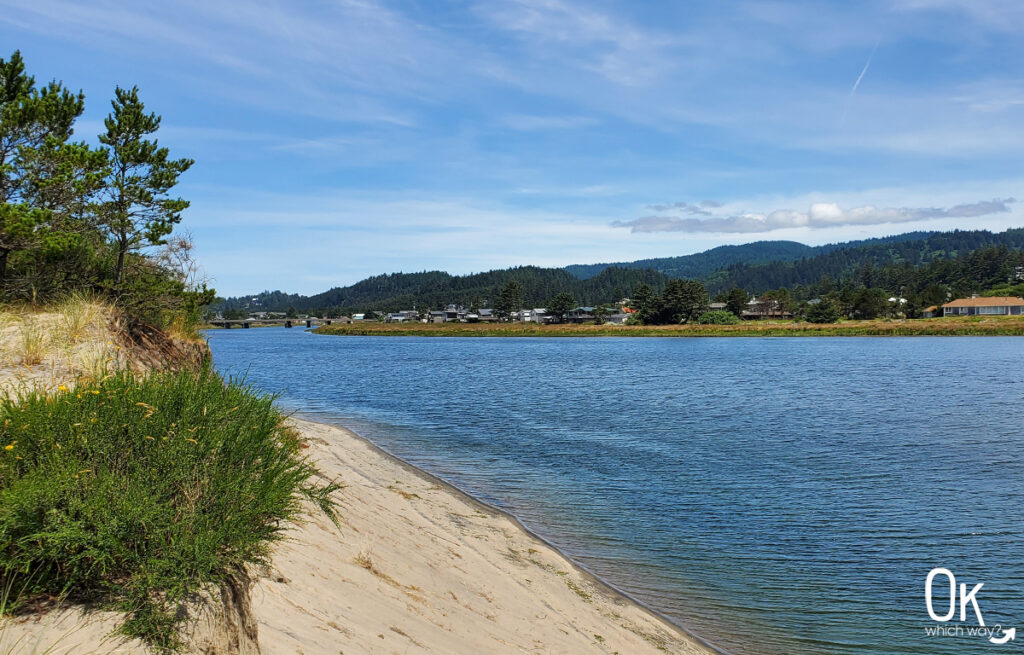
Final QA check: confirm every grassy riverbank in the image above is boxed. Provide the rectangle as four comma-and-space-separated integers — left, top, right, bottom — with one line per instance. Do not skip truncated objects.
0, 301, 340, 652
314, 315, 1024, 337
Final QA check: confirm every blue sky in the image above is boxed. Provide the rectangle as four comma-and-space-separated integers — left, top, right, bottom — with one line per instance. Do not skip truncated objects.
3, 0, 1023, 296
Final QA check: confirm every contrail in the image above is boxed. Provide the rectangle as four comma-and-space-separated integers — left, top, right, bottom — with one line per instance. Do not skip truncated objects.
841, 38, 881, 127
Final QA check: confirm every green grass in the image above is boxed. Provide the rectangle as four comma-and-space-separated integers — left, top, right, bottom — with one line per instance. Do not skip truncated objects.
0, 368, 339, 651
314, 315, 1024, 338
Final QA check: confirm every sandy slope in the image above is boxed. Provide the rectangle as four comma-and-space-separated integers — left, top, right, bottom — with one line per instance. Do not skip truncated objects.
250, 418, 718, 655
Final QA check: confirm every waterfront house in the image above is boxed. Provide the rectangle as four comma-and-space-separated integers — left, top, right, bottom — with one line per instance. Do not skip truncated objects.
443, 304, 467, 322
385, 310, 420, 323
516, 308, 549, 323
742, 297, 794, 320
922, 305, 938, 318
566, 307, 596, 323
942, 296, 1024, 316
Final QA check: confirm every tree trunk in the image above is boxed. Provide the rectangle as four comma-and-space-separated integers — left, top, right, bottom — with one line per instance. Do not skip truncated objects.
0, 248, 8, 290
115, 239, 126, 286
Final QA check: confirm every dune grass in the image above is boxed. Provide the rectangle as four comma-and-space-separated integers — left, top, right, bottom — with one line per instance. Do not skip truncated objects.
0, 367, 339, 651
314, 316, 1024, 337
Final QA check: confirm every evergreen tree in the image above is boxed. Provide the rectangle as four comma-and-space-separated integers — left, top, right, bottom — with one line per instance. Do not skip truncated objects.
99, 86, 193, 286
806, 298, 840, 323
660, 279, 707, 324
631, 283, 658, 324
494, 280, 523, 321
0, 51, 96, 288
725, 287, 748, 317
547, 292, 576, 322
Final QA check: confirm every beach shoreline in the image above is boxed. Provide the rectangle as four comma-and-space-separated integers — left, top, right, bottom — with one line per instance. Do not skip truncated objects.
291, 412, 730, 655
247, 415, 725, 655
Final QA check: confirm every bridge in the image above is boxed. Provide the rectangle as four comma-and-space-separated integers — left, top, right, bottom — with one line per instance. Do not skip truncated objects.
207, 318, 342, 329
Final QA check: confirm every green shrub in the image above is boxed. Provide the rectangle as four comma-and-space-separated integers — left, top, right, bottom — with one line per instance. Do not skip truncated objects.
696, 310, 740, 325
0, 368, 338, 650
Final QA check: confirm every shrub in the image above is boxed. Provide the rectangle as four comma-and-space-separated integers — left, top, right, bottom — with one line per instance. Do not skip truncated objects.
696, 310, 740, 325
0, 368, 338, 650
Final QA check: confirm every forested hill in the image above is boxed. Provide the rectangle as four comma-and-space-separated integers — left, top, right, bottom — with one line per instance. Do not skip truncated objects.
565, 232, 936, 280
217, 266, 670, 314
703, 228, 1024, 295
214, 228, 1024, 314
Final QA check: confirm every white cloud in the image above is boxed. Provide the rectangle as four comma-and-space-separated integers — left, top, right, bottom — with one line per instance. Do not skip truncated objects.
613, 198, 1016, 233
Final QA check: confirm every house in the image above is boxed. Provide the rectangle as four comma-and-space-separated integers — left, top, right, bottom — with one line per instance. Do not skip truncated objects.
922, 305, 938, 319
516, 308, 549, 323
443, 304, 467, 322
707, 302, 728, 311
385, 310, 419, 323
566, 307, 596, 323
942, 296, 1024, 316
742, 296, 794, 320
352, 313, 366, 321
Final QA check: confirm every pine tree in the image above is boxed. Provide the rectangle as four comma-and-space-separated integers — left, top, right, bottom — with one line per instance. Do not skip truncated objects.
494, 280, 523, 321
0, 51, 94, 287
99, 86, 193, 286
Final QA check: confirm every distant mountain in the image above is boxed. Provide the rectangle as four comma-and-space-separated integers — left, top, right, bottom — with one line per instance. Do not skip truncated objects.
565, 232, 937, 280
212, 228, 1024, 314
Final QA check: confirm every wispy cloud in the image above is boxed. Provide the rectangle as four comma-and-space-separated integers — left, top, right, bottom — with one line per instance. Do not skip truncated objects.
613, 198, 1016, 233
644, 201, 714, 215
499, 114, 600, 130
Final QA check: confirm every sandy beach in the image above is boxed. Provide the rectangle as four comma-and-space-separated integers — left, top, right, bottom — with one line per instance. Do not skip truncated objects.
4, 415, 721, 655
251, 417, 720, 654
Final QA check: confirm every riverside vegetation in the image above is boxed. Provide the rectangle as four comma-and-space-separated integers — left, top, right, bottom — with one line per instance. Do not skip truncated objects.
0, 51, 339, 652
314, 315, 1024, 337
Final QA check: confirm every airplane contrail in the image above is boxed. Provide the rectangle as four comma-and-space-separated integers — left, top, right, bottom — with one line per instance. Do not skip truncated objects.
841, 38, 881, 127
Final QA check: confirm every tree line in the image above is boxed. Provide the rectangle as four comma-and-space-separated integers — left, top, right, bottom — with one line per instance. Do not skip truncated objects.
1, 51, 211, 326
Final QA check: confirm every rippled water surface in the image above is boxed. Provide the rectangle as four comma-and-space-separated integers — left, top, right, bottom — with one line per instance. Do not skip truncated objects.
207, 328, 1024, 655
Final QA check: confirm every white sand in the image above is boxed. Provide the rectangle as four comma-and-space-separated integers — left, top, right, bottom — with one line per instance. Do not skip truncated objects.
249, 418, 718, 655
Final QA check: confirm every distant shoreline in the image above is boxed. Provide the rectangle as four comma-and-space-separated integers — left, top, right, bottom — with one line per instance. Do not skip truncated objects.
312, 316, 1024, 337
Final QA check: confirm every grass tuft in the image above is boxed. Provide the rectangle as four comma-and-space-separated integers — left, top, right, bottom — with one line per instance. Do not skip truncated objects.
0, 367, 340, 651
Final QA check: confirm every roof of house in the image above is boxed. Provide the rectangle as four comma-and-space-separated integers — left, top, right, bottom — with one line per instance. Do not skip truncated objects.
923, 305, 938, 313
943, 296, 1024, 308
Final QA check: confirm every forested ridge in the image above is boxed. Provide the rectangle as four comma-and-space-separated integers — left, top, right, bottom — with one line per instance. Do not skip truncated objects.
214, 228, 1024, 317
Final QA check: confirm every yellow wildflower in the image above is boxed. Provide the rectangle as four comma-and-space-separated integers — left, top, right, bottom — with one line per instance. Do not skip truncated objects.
58, 385, 68, 392
4, 441, 15, 451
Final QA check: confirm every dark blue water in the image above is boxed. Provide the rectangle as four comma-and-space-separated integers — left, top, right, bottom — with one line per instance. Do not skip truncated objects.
207, 328, 1024, 655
